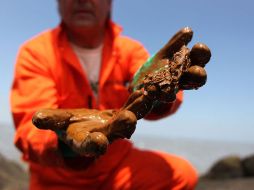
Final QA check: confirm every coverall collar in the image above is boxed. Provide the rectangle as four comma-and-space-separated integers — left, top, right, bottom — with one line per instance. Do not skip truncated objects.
55, 20, 123, 90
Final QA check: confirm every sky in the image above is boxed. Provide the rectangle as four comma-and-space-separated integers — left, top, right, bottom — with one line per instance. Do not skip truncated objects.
1, 0, 254, 144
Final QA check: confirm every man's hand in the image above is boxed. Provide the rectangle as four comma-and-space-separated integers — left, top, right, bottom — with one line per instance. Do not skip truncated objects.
125, 27, 211, 119
32, 108, 137, 157
131, 27, 211, 102
151, 26, 211, 92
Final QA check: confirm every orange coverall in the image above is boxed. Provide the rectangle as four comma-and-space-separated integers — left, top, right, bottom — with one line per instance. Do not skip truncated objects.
10, 21, 197, 190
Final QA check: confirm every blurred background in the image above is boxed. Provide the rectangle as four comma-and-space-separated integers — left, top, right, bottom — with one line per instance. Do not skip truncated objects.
1, 0, 254, 175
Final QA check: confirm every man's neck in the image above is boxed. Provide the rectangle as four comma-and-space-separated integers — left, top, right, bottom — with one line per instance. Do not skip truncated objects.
65, 26, 105, 49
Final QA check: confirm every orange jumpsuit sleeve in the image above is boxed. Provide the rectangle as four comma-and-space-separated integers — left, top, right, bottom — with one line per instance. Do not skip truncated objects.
10, 44, 61, 165
127, 41, 150, 78
127, 41, 183, 120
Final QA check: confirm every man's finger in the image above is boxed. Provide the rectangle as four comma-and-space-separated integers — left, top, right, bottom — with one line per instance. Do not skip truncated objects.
66, 122, 109, 157
190, 43, 211, 67
179, 66, 207, 90
80, 132, 109, 157
32, 109, 72, 130
154, 27, 193, 62
108, 110, 137, 141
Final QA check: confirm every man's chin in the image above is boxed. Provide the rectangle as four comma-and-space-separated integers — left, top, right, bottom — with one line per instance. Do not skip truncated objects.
71, 19, 98, 29
72, 13, 96, 24
75, 22, 95, 28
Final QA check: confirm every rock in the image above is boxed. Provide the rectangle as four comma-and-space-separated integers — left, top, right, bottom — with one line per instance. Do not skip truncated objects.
0, 153, 28, 190
196, 177, 254, 190
205, 155, 244, 179
242, 154, 254, 176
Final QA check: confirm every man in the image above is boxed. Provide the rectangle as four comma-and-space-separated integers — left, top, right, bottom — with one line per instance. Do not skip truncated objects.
11, 0, 208, 189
